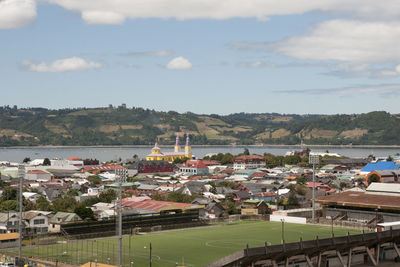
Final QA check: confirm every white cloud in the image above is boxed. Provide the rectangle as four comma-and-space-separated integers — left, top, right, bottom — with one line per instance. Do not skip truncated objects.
271, 20, 400, 64
22, 57, 102, 72
276, 84, 400, 96
0, 0, 36, 29
120, 50, 173, 57
82, 11, 125, 24
166, 57, 192, 70
42, 0, 400, 24
325, 63, 400, 78
237, 61, 276, 68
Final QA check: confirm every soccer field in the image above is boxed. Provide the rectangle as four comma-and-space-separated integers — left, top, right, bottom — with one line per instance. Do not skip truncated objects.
19, 220, 363, 266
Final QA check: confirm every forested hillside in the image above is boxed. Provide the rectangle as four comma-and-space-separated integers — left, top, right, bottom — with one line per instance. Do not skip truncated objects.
0, 106, 399, 146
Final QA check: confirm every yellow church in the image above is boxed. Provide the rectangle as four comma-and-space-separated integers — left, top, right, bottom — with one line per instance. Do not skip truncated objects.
146, 135, 192, 162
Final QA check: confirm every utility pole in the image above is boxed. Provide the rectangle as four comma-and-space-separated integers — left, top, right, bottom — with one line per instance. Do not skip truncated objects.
309, 154, 319, 224
18, 164, 25, 264
281, 219, 285, 244
115, 167, 127, 267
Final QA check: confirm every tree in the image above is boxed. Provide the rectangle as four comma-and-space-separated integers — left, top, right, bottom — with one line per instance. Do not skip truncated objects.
66, 189, 80, 197
387, 156, 393, 162
98, 190, 117, 203
43, 158, 51, 166
368, 174, 380, 185
243, 148, 250, 156
52, 196, 77, 212
36, 196, 51, 211
296, 176, 307, 185
1, 187, 17, 201
74, 204, 95, 220
87, 176, 101, 186
23, 157, 31, 163
167, 192, 195, 203
0, 200, 17, 211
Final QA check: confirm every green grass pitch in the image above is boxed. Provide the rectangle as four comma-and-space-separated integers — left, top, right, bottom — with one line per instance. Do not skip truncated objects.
18, 220, 364, 266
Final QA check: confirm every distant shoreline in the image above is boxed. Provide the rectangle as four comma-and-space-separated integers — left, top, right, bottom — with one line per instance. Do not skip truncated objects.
1, 144, 400, 149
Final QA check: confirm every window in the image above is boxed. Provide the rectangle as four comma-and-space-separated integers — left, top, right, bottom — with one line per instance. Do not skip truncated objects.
34, 219, 45, 225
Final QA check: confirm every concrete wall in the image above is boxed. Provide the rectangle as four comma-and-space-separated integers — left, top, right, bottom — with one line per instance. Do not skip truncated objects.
270, 215, 307, 224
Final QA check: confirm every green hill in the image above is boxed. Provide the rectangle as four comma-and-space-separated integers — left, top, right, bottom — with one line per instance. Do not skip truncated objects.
0, 106, 399, 146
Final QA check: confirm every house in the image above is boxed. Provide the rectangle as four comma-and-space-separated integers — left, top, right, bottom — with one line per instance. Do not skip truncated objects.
241, 200, 270, 215
22, 192, 41, 202
366, 170, 400, 183
178, 181, 206, 196
0, 211, 51, 235
360, 161, 399, 175
23, 211, 50, 235
192, 198, 225, 218
129, 160, 173, 174
233, 155, 266, 170
25, 170, 52, 181
48, 212, 82, 233
179, 160, 209, 175
0, 233, 19, 249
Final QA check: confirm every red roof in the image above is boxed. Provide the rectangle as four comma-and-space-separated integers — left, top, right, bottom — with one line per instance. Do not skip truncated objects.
306, 182, 324, 188
83, 164, 123, 172
250, 172, 265, 178
183, 160, 208, 169
234, 155, 265, 163
67, 157, 82, 161
201, 160, 220, 166
122, 198, 199, 212
210, 175, 226, 179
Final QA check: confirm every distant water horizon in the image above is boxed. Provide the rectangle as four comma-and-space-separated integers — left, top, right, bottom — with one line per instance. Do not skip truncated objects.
0, 145, 400, 163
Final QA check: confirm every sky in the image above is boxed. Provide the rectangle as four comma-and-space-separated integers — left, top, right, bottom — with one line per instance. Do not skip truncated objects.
2, 0, 400, 115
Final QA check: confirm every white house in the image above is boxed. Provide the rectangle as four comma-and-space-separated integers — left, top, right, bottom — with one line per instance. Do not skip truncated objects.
22, 192, 41, 202
25, 170, 52, 181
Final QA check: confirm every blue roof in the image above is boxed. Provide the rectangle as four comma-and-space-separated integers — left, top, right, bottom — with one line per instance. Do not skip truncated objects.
361, 161, 399, 172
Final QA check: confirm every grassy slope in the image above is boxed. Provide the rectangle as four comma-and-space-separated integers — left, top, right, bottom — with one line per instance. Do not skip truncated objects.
18, 221, 363, 266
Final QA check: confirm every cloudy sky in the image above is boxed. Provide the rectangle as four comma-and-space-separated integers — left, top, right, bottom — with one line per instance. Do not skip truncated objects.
2, 0, 400, 114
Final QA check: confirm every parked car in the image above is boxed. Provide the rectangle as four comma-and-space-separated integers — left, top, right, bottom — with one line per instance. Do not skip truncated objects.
1, 262, 15, 267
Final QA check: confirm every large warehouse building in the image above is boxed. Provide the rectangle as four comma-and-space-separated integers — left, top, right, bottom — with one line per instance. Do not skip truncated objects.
316, 183, 400, 227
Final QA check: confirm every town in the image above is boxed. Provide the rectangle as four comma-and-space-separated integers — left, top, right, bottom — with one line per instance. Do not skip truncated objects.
1, 136, 400, 266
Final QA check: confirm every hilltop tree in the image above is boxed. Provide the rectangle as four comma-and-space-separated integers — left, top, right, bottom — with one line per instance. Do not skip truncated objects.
43, 158, 51, 166
368, 174, 380, 185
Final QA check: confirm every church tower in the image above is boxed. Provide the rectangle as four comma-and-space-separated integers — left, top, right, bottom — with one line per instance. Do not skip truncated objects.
151, 142, 161, 155
174, 135, 181, 152
184, 135, 192, 157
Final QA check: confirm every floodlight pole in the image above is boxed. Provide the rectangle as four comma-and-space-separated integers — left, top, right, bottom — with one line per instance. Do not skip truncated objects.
309, 154, 319, 225
281, 219, 285, 244
18, 164, 25, 262
312, 162, 315, 224
115, 168, 125, 267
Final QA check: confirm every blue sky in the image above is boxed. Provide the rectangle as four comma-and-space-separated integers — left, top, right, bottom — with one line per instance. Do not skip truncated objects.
2, 0, 400, 114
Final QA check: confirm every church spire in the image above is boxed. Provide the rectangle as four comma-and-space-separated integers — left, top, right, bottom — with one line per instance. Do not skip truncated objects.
174, 135, 181, 152
185, 134, 192, 157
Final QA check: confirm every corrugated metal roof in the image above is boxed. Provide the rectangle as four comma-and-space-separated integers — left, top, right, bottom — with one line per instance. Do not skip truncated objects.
0, 233, 19, 241
361, 162, 399, 172
366, 182, 400, 194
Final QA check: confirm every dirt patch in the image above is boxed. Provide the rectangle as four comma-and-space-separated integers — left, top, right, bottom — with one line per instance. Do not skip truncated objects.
121, 125, 142, 130
271, 116, 293, 123
44, 121, 68, 134
200, 116, 230, 126
99, 125, 120, 133
271, 128, 291, 139
68, 109, 111, 116
302, 129, 338, 139
0, 129, 32, 137
255, 131, 271, 139
339, 128, 368, 138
